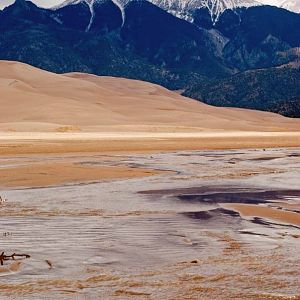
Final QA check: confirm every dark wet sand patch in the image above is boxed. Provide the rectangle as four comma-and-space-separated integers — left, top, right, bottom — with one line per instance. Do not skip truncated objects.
177, 192, 270, 205
287, 153, 300, 158
183, 208, 240, 221
140, 186, 300, 205
177, 152, 246, 158
239, 230, 269, 237
142, 186, 300, 230
248, 156, 283, 161
252, 217, 300, 229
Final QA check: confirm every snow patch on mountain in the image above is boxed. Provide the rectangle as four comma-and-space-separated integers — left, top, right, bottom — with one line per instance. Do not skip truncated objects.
86, 0, 95, 31
111, 0, 126, 26
280, 0, 300, 13
54, 0, 126, 29
151, 0, 262, 23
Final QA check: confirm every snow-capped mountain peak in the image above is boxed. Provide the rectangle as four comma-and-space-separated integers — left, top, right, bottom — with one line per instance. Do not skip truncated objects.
280, 0, 300, 13
53, 0, 103, 10
151, 0, 261, 23
54, 0, 261, 29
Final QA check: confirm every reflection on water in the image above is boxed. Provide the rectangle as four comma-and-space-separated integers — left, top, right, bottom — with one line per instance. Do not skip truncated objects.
0, 149, 300, 299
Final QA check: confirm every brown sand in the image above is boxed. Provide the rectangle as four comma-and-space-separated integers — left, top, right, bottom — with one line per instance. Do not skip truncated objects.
0, 262, 22, 274
223, 203, 300, 227
271, 201, 300, 212
1, 132, 300, 156
0, 60, 300, 133
0, 161, 163, 188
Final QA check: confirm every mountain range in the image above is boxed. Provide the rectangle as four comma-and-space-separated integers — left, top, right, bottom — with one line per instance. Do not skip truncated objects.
0, 0, 299, 116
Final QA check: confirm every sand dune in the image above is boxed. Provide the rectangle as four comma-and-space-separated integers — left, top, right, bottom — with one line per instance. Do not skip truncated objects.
1, 60, 300, 133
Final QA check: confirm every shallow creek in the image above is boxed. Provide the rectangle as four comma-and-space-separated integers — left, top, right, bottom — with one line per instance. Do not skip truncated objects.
0, 148, 299, 299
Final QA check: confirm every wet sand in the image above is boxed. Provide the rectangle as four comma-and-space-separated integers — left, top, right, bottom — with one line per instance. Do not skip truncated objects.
0, 148, 300, 299
222, 203, 300, 227
0, 160, 164, 188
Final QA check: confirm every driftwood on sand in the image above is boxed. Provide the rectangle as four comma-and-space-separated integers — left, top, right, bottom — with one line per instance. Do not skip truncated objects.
1, 197, 30, 266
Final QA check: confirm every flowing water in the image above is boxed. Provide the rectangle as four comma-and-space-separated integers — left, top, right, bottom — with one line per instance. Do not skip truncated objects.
0, 149, 299, 299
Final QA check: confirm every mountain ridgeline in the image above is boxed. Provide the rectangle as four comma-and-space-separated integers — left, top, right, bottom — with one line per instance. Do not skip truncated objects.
0, 0, 299, 116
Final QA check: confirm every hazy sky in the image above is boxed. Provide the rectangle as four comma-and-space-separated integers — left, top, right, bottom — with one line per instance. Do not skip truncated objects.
0, 0, 285, 9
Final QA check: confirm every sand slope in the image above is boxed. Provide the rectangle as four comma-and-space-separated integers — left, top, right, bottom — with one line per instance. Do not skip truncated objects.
1, 60, 300, 133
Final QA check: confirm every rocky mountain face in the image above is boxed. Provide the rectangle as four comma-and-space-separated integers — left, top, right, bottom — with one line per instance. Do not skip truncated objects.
0, 0, 299, 116
0, 0, 232, 86
218, 5, 300, 70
